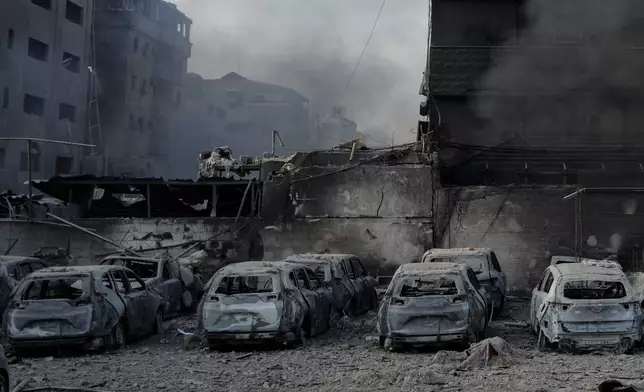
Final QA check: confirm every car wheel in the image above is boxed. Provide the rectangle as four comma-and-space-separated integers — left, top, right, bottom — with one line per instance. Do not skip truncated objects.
371, 289, 378, 310
110, 323, 126, 350
378, 336, 386, 348
154, 309, 164, 335
0, 371, 8, 392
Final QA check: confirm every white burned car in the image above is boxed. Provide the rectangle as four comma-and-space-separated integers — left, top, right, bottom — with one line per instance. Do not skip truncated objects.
529, 260, 642, 352
198, 262, 334, 348
376, 263, 488, 349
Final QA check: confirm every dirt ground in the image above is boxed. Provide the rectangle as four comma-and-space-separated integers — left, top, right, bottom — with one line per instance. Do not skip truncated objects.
8, 300, 644, 392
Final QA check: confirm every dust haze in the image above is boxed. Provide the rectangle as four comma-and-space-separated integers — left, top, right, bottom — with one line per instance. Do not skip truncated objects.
173, 0, 428, 147
475, 0, 644, 147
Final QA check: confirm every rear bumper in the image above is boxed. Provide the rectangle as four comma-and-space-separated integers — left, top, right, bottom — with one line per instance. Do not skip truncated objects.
553, 333, 637, 349
9, 336, 104, 351
385, 331, 468, 344
206, 331, 295, 344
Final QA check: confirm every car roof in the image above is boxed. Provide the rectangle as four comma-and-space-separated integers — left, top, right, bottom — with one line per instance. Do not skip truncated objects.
28, 265, 125, 279
0, 256, 41, 265
553, 260, 625, 277
550, 255, 600, 264
396, 262, 468, 276
285, 254, 357, 264
219, 261, 304, 275
424, 248, 492, 257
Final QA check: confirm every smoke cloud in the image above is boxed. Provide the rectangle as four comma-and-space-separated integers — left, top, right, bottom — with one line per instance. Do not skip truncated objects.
475, 0, 644, 147
172, 0, 428, 146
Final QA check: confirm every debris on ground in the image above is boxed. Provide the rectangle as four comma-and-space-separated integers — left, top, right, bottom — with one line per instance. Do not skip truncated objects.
459, 337, 518, 370
598, 380, 643, 392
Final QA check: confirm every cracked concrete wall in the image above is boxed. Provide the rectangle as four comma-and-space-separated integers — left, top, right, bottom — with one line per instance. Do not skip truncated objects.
435, 186, 576, 296
260, 218, 433, 273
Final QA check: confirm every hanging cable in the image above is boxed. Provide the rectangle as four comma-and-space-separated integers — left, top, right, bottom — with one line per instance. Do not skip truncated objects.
339, 0, 388, 103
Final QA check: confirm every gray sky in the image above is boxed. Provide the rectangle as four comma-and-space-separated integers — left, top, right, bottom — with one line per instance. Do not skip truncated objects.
172, 0, 428, 145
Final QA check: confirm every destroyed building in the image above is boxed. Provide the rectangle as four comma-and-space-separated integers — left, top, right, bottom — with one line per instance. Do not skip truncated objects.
0, 0, 95, 193
177, 72, 311, 178
88, 0, 192, 178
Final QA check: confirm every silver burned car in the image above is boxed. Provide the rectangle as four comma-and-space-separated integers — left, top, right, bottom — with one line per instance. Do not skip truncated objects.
423, 248, 507, 314
529, 260, 641, 353
198, 261, 334, 348
377, 262, 488, 349
5, 266, 164, 354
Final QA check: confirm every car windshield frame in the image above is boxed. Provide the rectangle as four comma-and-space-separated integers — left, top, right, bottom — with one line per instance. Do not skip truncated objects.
18, 274, 91, 301
211, 273, 281, 295
106, 258, 158, 280
426, 254, 488, 274
392, 273, 463, 298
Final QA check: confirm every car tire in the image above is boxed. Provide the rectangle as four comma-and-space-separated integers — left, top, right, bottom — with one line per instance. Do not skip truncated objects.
371, 289, 378, 311
378, 336, 386, 348
154, 309, 164, 335
0, 370, 8, 392
110, 323, 126, 350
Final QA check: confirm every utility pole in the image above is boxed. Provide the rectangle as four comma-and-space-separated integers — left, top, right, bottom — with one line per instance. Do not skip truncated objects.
0, 137, 95, 216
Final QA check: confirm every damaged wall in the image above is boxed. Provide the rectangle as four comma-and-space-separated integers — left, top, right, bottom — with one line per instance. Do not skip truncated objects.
0, 218, 261, 268
434, 186, 576, 296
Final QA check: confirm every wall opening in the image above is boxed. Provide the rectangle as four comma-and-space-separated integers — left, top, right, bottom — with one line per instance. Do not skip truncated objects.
7, 29, 14, 49
0, 149, 5, 169
23, 94, 45, 116
59, 103, 77, 122
55, 156, 73, 175
65, 1, 83, 25
28, 38, 49, 62
62, 52, 80, 73
31, 0, 52, 10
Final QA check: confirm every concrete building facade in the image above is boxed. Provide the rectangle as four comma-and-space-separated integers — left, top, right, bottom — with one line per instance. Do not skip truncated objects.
0, 0, 95, 193
178, 72, 311, 178
91, 0, 191, 178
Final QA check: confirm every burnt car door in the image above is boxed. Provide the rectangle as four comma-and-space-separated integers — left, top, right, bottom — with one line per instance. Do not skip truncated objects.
488, 252, 507, 307
157, 260, 183, 315
346, 258, 366, 313
332, 261, 355, 312
294, 268, 320, 337
530, 269, 554, 332
466, 268, 488, 331
124, 269, 157, 334
355, 258, 377, 309
304, 268, 332, 332
111, 270, 146, 337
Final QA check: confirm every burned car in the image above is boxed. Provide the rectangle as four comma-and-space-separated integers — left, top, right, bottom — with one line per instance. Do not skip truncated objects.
0, 256, 48, 317
5, 266, 164, 353
101, 255, 203, 317
377, 262, 488, 349
284, 253, 377, 315
423, 248, 506, 314
198, 261, 334, 348
529, 260, 641, 353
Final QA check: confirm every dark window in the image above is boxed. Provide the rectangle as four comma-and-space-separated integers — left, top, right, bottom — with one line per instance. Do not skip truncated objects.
101, 274, 113, 290
0, 148, 5, 169
18, 263, 33, 279
295, 269, 310, 290
55, 156, 73, 175
65, 1, 83, 25
111, 271, 128, 294
215, 275, 274, 294
124, 270, 145, 292
7, 29, 14, 49
58, 103, 76, 122
31, 0, 51, 10
138, 117, 144, 131
543, 272, 554, 293
563, 280, 627, 300
133, 37, 139, 52
140, 79, 147, 95
288, 272, 298, 288
142, 42, 149, 56
467, 268, 482, 290
131, 75, 137, 91
128, 114, 136, 130
343, 260, 356, 279
28, 38, 49, 61
62, 52, 80, 73
352, 258, 367, 277
304, 269, 321, 290
2, 88, 8, 109
23, 94, 45, 116
490, 253, 502, 272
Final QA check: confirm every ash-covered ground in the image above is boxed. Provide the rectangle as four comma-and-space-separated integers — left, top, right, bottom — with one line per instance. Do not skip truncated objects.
9, 300, 644, 392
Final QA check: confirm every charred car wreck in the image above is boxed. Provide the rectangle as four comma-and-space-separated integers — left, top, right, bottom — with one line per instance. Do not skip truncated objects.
377, 263, 488, 350
0, 256, 48, 317
284, 253, 378, 316
530, 260, 642, 353
5, 266, 164, 353
101, 255, 204, 318
198, 261, 334, 348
